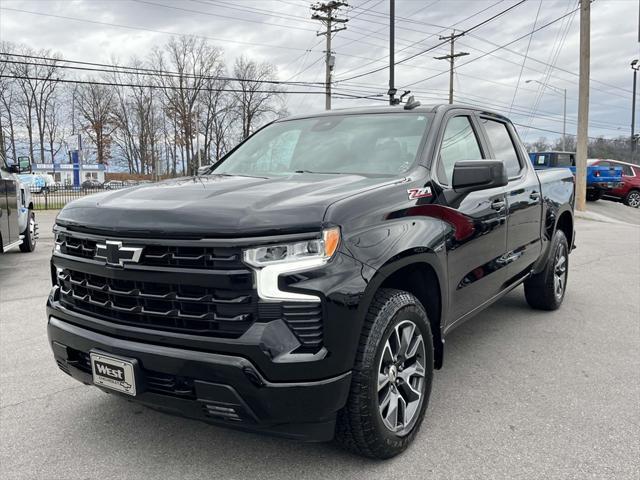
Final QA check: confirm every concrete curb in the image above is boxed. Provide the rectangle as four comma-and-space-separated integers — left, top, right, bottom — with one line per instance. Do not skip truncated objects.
575, 209, 638, 226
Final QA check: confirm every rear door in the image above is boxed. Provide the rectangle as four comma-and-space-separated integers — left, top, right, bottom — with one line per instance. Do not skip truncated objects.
434, 112, 509, 324
478, 117, 543, 283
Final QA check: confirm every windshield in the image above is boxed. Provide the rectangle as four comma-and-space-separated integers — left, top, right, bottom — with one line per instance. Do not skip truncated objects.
211, 113, 432, 176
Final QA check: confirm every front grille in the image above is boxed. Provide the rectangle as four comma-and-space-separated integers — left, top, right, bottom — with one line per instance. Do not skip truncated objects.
56, 232, 245, 270
58, 269, 255, 337
54, 229, 324, 348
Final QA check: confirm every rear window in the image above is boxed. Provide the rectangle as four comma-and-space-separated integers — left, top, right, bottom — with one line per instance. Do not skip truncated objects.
556, 154, 573, 167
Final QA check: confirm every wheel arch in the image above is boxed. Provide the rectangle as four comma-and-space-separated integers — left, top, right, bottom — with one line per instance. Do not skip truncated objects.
555, 209, 574, 249
358, 250, 447, 369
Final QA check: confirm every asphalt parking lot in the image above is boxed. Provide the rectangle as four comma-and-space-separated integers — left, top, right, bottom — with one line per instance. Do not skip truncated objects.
1, 205, 638, 480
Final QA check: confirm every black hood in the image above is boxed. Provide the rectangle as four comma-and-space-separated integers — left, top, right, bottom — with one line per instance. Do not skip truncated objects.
57, 174, 396, 238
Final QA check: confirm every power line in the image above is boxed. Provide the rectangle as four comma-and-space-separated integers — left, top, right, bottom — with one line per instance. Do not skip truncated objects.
0, 74, 373, 100
335, 0, 527, 83
0, 55, 328, 87
0, 7, 308, 53
334, 0, 505, 80
401, 4, 581, 89
508, 0, 542, 113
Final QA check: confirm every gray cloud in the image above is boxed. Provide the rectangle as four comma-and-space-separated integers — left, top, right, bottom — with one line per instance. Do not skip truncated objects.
0, 0, 637, 140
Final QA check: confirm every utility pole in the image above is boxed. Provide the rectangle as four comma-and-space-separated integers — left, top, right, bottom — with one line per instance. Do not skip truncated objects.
575, 0, 590, 212
631, 59, 639, 156
311, 1, 348, 110
389, 0, 396, 105
435, 31, 469, 104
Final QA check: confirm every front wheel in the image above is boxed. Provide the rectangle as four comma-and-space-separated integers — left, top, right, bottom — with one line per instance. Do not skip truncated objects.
335, 289, 433, 459
524, 229, 568, 310
19, 211, 36, 252
624, 189, 640, 208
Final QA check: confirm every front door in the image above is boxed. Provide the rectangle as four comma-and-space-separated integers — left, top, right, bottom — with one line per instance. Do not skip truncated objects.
434, 113, 509, 325
1, 175, 20, 249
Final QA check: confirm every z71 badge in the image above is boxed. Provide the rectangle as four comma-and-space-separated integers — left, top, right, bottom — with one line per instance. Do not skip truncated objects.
407, 187, 432, 200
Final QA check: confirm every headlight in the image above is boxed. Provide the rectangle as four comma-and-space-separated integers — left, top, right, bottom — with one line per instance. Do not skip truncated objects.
243, 227, 340, 302
244, 227, 340, 267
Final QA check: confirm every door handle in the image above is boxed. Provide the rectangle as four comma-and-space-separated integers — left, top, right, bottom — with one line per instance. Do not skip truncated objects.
529, 191, 541, 201
490, 199, 506, 211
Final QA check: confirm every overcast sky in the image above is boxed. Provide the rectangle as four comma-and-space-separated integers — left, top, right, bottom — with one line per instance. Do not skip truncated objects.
1, 0, 638, 141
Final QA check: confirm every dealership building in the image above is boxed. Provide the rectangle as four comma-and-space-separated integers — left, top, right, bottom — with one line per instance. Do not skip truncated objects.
30, 162, 106, 185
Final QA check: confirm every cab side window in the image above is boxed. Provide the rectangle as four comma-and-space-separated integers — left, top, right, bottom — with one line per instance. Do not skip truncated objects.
481, 118, 522, 178
438, 116, 483, 185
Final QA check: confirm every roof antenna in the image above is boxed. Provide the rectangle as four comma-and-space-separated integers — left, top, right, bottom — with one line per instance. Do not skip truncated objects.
404, 95, 421, 110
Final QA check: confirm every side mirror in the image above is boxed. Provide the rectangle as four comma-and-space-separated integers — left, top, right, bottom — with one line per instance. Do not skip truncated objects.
8, 164, 20, 174
452, 160, 508, 192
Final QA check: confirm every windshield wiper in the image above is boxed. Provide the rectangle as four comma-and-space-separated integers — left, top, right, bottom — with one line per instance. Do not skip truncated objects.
214, 173, 269, 179
294, 170, 342, 174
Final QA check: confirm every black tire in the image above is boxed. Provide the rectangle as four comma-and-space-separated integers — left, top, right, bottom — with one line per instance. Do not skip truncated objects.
19, 211, 36, 252
524, 229, 568, 310
586, 190, 602, 202
335, 288, 434, 459
624, 189, 640, 208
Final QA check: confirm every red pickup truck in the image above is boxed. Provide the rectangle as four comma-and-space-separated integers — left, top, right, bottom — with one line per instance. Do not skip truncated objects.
588, 159, 640, 208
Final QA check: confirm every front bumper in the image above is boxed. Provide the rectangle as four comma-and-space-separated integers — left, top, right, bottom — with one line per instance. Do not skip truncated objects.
48, 316, 351, 442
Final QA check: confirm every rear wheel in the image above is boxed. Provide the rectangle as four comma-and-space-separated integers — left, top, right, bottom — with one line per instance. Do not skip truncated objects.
19, 211, 36, 252
624, 189, 640, 208
335, 289, 433, 459
586, 190, 602, 201
524, 229, 568, 310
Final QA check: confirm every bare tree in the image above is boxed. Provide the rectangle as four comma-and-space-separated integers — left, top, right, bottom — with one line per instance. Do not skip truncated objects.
111, 58, 163, 174
44, 95, 66, 162
233, 56, 285, 140
152, 36, 225, 175
8, 47, 64, 162
0, 44, 18, 166
76, 81, 116, 164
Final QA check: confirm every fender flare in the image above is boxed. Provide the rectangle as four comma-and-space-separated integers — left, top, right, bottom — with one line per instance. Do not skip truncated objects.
355, 249, 447, 369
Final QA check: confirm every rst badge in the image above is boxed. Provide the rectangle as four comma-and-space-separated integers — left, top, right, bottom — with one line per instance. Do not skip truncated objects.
407, 187, 432, 200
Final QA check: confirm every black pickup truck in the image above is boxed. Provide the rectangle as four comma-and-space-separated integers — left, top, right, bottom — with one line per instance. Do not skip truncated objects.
48, 104, 575, 459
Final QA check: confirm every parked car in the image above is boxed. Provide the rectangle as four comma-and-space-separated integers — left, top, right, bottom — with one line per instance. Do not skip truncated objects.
529, 151, 623, 201
81, 180, 103, 190
1, 163, 37, 253
17, 173, 55, 194
48, 104, 575, 459
588, 159, 640, 208
103, 180, 125, 190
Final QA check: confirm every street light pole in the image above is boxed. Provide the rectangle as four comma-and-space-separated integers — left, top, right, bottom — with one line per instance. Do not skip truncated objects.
562, 87, 567, 151
526, 79, 567, 150
631, 59, 639, 155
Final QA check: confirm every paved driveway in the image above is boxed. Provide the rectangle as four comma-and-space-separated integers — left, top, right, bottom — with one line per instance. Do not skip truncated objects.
1, 209, 638, 479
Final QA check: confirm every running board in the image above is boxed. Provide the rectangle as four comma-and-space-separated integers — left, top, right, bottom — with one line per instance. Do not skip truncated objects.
2, 239, 22, 252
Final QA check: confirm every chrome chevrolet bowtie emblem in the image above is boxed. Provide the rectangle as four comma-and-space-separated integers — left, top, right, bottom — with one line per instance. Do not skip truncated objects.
95, 241, 143, 267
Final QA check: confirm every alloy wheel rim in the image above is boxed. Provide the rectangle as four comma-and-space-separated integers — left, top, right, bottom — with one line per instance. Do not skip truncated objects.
377, 319, 426, 435
29, 217, 35, 246
629, 192, 640, 208
553, 243, 567, 300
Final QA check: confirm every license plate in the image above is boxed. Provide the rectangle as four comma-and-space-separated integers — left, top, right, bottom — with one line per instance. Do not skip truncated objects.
90, 352, 137, 396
